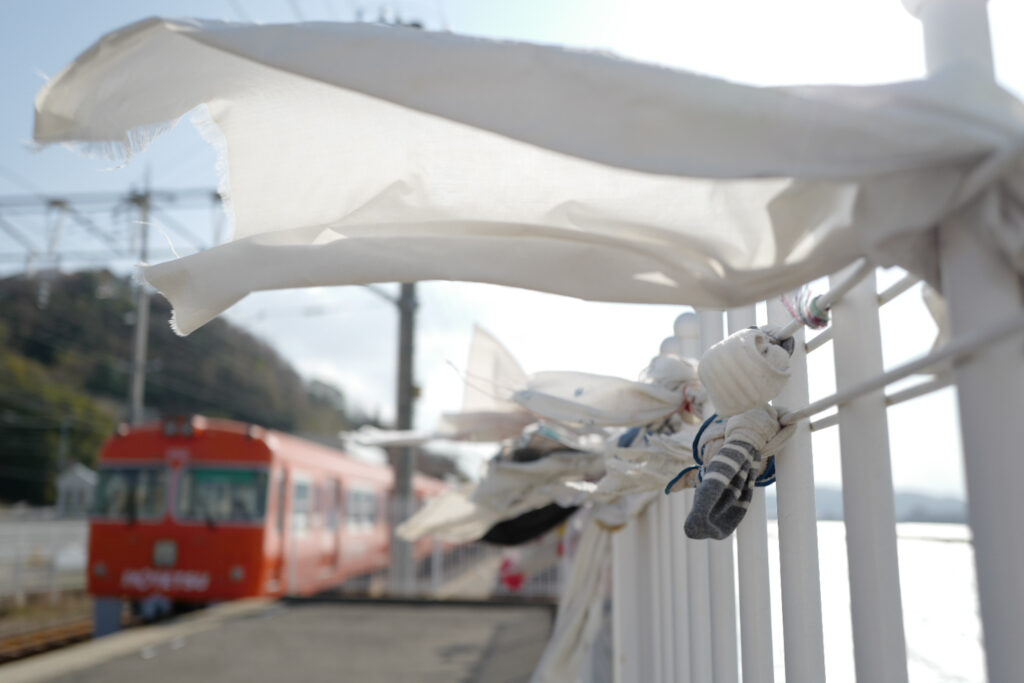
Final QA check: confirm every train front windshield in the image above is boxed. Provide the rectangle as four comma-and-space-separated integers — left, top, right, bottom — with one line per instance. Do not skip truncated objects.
92, 467, 167, 521
175, 467, 269, 523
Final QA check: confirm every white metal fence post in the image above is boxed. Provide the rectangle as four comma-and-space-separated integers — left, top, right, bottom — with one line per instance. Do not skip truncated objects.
13, 544, 25, 608
729, 305, 775, 683
647, 502, 669, 682
684, 494, 713, 683
668, 492, 693, 683
904, 2, 1024, 680
678, 312, 713, 683
829, 264, 909, 682
767, 297, 827, 683
700, 309, 740, 683
634, 508, 658, 683
612, 525, 641, 682
672, 311, 703, 683
431, 536, 443, 596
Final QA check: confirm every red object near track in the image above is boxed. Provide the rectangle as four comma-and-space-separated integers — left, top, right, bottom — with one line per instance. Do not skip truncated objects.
87, 416, 444, 607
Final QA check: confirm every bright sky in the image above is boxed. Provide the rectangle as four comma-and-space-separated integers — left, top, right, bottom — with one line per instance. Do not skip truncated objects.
3, 0, 1021, 495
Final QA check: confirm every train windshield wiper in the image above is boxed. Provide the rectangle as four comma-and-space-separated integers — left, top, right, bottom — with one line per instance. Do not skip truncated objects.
125, 472, 137, 526
197, 497, 217, 530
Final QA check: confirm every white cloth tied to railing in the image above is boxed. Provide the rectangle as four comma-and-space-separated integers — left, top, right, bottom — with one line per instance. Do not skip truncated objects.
396, 450, 605, 543
33, 19, 1024, 335
514, 366, 698, 428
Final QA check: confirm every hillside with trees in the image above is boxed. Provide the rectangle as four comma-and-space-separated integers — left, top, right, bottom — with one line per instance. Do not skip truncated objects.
0, 270, 367, 504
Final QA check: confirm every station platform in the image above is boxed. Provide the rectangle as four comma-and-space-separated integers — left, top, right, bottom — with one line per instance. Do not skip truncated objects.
3, 597, 555, 683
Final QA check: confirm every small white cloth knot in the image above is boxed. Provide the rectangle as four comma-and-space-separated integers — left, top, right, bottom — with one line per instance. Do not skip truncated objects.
725, 404, 780, 450
698, 327, 792, 417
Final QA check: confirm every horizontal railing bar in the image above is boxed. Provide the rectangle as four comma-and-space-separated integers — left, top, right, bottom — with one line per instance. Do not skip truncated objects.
877, 273, 920, 306
805, 374, 953, 433
808, 412, 839, 432
884, 373, 954, 407
781, 309, 1024, 426
804, 328, 834, 353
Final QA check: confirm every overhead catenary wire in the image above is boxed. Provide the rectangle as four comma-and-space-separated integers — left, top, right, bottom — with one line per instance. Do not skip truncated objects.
151, 208, 207, 252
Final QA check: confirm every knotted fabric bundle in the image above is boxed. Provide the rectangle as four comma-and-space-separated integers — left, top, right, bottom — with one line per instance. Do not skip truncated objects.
683, 405, 794, 540
698, 327, 793, 417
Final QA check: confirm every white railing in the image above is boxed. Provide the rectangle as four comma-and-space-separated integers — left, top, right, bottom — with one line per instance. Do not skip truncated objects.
608, 3, 1024, 681
609, 258, 1005, 681
606, 262, 1024, 681
0, 519, 88, 606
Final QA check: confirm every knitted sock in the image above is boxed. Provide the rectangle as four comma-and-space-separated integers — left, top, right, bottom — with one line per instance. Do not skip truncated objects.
684, 406, 780, 540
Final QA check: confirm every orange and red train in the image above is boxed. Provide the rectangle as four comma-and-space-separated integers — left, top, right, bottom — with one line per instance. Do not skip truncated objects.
88, 416, 444, 632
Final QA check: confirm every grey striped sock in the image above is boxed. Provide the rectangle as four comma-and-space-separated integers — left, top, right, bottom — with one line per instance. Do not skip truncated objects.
683, 440, 762, 540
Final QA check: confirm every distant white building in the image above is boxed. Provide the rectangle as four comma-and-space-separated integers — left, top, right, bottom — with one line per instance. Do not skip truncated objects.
56, 463, 97, 517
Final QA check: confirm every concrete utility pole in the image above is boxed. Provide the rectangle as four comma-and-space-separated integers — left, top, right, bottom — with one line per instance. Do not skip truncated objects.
128, 188, 151, 425
389, 282, 418, 595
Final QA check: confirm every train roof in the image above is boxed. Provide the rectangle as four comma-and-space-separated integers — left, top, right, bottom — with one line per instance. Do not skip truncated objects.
99, 416, 445, 489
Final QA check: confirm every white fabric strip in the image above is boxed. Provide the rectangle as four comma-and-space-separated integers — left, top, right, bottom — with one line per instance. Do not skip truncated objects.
33, 18, 1024, 334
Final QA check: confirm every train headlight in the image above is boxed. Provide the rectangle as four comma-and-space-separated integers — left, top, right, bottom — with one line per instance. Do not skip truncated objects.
153, 540, 178, 568
93, 562, 107, 577
229, 565, 245, 582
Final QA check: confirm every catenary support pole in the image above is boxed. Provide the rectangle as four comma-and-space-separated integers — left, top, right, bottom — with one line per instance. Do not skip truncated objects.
389, 282, 418, 595
903, 2, 1024, 680
129, 188, 150, 425
767, 297, 827, 683
729, 305, 775, 683
829, 264, 909, 683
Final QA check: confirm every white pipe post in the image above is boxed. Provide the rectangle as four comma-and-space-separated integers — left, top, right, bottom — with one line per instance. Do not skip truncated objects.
613, 525, 641, 682
904, 2, 1024, 680
677, 312, 714, 683
684, 491, 713, 683
656, 497, 677, 681
431, 536, 443, 596
700, 310, 740, 683
667, 493, 693, 683
829, 264, 909, 683
647, 502, 668, 682
767, 298, 827, 683
729, 305, 775, 683
673, 311, 703, 683
634, 508, 658, 683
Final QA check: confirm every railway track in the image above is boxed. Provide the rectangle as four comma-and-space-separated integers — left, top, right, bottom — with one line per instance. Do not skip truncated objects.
0, 618, 93, 663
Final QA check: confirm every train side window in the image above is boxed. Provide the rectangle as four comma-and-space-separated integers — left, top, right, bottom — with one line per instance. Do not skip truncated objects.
275, 473, 287, 535
346, 487, 374, 529
311, 483, 321, 529
368, 491, 379, 526
327, 480, 341, 530
292, 480, 311, 534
